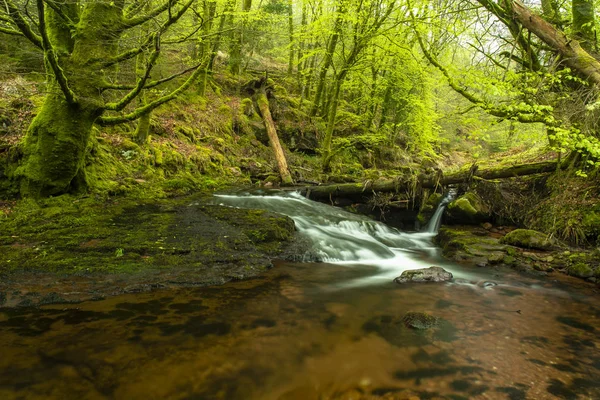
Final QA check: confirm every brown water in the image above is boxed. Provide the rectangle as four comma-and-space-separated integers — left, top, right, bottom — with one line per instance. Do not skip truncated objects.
0, 260, 598, 400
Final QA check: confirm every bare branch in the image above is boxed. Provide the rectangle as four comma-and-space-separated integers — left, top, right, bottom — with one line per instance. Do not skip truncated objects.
122, 0, 184, 29
409, 3, 548, 124
42, 0, 74, 24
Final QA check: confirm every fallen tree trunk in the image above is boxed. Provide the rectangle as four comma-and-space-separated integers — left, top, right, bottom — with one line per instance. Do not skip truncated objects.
297, 160, 563, 200
245, 77, 293, 186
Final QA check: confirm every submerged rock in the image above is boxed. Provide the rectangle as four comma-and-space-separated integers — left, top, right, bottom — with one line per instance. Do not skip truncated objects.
402, 311, 439, 330
394, 266, 453, 284
500, 229, 555, 251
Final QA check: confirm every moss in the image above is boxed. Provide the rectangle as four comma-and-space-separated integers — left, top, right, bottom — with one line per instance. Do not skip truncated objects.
446, 192, 489, 224
500, 229, 554, 251
0, 197, 296, 277
567, 262, 594, 278
16, 94, 99, 197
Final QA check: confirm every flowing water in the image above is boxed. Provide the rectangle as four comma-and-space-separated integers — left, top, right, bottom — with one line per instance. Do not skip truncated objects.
424, 189, 457, 234
0, 191, 599, 399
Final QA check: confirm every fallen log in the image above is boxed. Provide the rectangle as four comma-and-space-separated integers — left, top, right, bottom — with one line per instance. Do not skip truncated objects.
296, 160, 563, 201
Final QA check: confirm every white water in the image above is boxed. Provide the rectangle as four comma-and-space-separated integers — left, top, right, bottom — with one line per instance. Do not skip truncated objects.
205, 190, 474, 286
423, 188, 457, 233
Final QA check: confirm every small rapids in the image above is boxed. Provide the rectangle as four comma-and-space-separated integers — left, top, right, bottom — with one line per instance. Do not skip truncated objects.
209, 190, 466, 286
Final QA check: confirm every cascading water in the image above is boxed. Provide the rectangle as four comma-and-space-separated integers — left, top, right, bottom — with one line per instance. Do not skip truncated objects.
207, 190, 466, 286
423, 188, 457, 233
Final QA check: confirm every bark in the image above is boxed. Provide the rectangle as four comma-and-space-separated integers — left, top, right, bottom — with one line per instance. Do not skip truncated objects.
198, 0, 217, 96
254, 88, 293, 185
300, 160, 566, 200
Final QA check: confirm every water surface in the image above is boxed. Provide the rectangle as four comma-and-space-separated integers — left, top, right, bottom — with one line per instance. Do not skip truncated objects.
0, 192, 598, 399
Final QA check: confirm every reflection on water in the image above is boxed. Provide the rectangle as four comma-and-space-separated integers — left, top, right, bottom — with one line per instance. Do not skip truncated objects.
1, 191, 599, 399
0, 261, 598, 400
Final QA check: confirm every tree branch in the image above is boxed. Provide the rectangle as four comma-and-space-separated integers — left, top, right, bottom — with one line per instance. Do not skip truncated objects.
409, 6, 549, 124
0, 25, 23, 35
101, 0, 194, 68
2, 0, 42, 48
96, 63, 205, 126
102, 62, 201, 90
36, 0, 76, 104
103, 35, 160, 111
122, 0, 180, 29
510, 0, 600, 87
42, 0, 75, 24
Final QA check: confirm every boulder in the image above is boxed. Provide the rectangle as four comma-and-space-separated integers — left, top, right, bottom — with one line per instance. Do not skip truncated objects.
394, 266, 453, 283
446, 192, 490, 224
500, 229, 555, 251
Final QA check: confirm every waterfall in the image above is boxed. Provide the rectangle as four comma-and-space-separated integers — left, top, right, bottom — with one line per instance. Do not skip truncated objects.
423, 189, 457, 233
204, 190, 462, 286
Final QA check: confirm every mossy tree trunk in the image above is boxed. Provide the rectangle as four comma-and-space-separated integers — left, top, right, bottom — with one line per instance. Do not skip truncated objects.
20, 94, 101, 196
229, 0, 252, 75
572, 0, 597, 52
248, 79, 292, 185
4, 0, 200, 197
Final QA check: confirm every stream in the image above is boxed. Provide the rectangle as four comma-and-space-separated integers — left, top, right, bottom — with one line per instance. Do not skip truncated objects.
0, 191, 599, 399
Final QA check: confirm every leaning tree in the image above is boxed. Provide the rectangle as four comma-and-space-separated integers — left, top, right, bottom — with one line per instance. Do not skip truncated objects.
1, 0, 205, 197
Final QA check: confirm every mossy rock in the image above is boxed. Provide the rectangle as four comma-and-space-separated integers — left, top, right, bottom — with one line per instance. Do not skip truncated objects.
446, 192, 490, 225
402, 312, 439, 330
500, 229, 555, 251
566, 263, 595, 278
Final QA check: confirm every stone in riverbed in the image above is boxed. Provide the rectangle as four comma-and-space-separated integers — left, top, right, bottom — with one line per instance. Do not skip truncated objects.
394, 266, 453, 284
402, 311, 439, 329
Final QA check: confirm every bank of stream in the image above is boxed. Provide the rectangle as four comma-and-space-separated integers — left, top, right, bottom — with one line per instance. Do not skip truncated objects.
0, 190, 599, 399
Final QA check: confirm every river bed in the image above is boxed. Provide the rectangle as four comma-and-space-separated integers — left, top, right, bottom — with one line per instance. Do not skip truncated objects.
0, 191, 598, 399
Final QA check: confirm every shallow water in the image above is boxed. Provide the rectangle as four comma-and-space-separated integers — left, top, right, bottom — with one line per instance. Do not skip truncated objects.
0, 192, 599, 399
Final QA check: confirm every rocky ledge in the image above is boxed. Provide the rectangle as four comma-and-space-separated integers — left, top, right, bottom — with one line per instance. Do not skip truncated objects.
435, 226, 600, 283
0, 195, 305, 308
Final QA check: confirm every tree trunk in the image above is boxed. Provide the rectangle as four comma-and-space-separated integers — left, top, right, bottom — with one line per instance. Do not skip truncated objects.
321, 78, 343, 172
301, 160, 567, 200
287, 0, 294, 75
572, 0, 596, 52
18, 94, 99, 197
511, 0, 600, 86
230, 0, 252, 75
255, 90, 293, 185
310, 4, 343, 117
